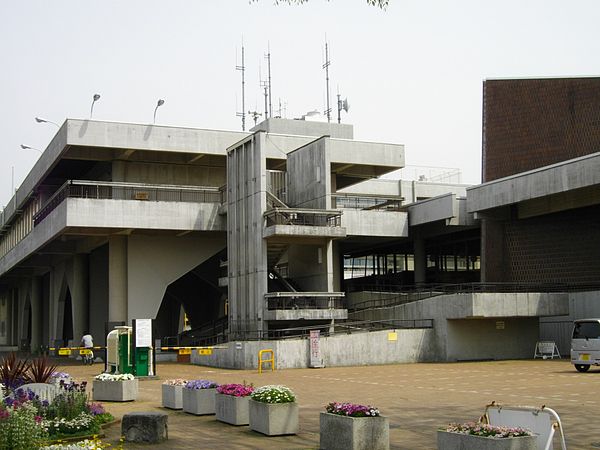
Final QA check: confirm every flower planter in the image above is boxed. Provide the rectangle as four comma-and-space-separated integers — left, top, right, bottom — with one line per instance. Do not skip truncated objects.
92, 378, 138, 402
248, 399, 298, 436
182, 387, 217, 415
215, 393, 251, 425
162, 384, 184, 409
319, 412, 389, 450
437, 431, 537, 450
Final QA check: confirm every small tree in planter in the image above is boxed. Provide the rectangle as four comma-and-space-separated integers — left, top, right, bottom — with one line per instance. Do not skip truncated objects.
248, 385, 298, 436
93, 373, 138, 402
182, 380, 219, 415
320, 402, 389, 450
437, 422, 536, 450
215, 383, 254, 426
161, 379, 188, 410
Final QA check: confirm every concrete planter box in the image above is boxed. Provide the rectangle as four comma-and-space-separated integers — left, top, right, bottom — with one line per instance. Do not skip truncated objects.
437, 431, 537, 450
248, 399, 298, 436
162, 384, 184, 409
92, 379, 138, 402
319, 412, 389, 450
215, 393, 251, 425
182, 387, 216, 415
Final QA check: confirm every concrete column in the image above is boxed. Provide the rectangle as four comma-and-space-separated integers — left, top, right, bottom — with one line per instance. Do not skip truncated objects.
109, 235, 128, 323
414, 238, 426, 284
71, 254, 89, 340
325, 241, 334, 292
30, 277, 43, 351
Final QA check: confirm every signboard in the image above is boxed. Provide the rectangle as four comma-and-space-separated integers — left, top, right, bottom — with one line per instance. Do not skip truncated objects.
58, 348, 71, 356
534, 341, 561, 359
496, 321, 505, 330
198, 348, 212, 356
178, 348, 192, 355
135, 319, 152, 348
309, 330, 323, 368
79, 349, 93, 355
388, 332, 398, 341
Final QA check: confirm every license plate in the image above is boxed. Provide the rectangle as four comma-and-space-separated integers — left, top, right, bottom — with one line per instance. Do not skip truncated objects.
581, 354, 590, 361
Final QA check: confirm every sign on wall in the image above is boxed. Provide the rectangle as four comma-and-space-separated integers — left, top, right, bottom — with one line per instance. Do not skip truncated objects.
135, 319, 152, 348
309, 329, 323, 368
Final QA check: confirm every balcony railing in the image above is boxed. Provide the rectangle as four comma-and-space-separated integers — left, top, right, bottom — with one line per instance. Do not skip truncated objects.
265, 292, 346, 310
332, 193, 404, 211
33, 180, 223, 226
264, 208, 342, 227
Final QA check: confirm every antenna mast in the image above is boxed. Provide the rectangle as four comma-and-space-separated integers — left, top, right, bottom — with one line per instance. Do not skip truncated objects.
236, 43, 246, 131
323, 41, 331, 123
265, 44, 272, 120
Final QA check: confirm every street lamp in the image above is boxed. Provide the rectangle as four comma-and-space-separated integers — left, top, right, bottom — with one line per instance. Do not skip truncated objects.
90, 93, 101, 118
20, 144, 42, 154
35, 117, 60, 127
153, 99, 165, 124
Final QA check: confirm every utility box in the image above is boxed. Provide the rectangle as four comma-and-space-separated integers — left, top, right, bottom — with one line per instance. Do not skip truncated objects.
106, 326, 133, 374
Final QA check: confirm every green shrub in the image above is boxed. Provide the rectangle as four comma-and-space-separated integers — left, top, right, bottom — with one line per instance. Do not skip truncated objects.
0, 402, 48, 450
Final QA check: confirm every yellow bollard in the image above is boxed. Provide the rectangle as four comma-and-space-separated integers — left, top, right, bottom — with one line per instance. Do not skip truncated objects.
258, 349, 275, 373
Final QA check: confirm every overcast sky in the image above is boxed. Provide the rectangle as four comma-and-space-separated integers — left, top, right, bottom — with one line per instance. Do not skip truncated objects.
1, 0, 599, 207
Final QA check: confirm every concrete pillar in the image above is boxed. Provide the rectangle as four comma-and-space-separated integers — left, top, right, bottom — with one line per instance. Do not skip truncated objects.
109, 235, 128, 323
71, 254, 89, 340
414, 238, 426, 284
30, 277, 43, 351
325, 241, 334, 292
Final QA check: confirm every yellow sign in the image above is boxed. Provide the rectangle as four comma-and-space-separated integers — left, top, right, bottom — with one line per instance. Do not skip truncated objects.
388, 332, 398, 342
79, 349, 93, 355
198, 348, 212, 356
58, 349, 72, 356
178, 348, 192, 355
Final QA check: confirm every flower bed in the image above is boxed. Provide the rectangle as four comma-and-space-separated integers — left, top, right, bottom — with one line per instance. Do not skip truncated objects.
320, 402, 389, 450
94, 373, 135, 382
93, 374, 137, 402
249, 385, 298, 435
215, 384, 254, 425
438, 423, 536, 450
162, 379, 188, 409
182, 380, 219, 415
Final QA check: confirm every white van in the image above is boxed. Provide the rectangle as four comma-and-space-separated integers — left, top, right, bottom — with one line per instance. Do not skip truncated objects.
571, 319, 600, 372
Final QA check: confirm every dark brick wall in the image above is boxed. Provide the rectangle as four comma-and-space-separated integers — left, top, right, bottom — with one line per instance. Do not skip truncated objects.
482, 78, 600, 182
484, 205, 600, 283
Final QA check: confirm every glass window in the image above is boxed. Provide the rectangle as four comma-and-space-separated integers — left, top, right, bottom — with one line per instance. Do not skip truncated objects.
573, 321, 600, 339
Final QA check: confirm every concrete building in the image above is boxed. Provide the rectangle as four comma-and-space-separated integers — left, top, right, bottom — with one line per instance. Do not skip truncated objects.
2, 76, 599, 368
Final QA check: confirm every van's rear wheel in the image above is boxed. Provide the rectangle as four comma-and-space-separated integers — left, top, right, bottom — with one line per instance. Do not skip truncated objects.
575, 364, 590, 372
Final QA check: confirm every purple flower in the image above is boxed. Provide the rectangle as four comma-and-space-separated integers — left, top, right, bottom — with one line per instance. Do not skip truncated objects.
325, 402, 380, 417
88, 402, 106, 415
185, 379, 219, 390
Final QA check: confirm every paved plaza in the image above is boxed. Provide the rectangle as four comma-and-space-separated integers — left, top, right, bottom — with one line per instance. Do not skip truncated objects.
57, 358, 599, 449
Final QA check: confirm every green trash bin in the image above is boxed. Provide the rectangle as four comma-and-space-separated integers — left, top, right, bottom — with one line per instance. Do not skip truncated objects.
134, 347, 149, 376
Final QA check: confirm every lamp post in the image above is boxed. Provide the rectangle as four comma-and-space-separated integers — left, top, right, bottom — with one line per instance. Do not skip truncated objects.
35, 117, 60, 127
153, 99, 165, 124
90, 93, 101, 118
20, 144, 42, 154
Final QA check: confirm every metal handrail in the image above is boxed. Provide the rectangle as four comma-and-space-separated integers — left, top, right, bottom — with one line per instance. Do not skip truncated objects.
264, 207, 342, 227
33, 180, 223, 226
331, 193, 404, 211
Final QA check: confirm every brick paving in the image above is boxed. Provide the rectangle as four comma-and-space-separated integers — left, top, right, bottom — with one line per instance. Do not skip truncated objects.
55, 358, 600, 449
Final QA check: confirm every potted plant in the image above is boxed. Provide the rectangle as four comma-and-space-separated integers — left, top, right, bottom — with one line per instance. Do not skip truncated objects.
320, 401, 389, 450
248, 385, 298, 436
437, 422, 536, 450
161, 379, 188, 410
92, 373, 138, 402
215, 383, 254, 426
182, 379, 219, 415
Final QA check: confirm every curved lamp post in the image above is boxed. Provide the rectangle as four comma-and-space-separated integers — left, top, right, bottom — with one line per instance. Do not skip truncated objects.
35, 117, 60, 127
90, 93, 101, 118
20, 144, 42, 154
153, 99, 165, 124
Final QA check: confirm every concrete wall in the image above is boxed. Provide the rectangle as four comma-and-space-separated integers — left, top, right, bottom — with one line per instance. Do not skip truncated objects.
446, 318, 538, 361
89, 244, 109, 345
127, 233, 226, 323
287, 244, 329, 291
250, 118, 354, 140
341, 210, 408, 237
287, 138, 330, 209
114, 161, 226, 187
191, 328, 435, 369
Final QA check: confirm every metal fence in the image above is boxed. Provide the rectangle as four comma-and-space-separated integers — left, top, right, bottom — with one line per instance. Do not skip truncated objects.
265, 294, 346, 310
33, 180, 223, 226
332, 194, 404, 211
264, 208, 342, 227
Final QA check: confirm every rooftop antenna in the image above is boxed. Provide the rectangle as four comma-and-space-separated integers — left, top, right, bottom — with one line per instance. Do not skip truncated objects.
248, 110, 262, 125
236, 41, 246, 131
337, 88, 349, 124
265, 43, 272, 120
260, 62, 269, 120
323, 40, 331, 123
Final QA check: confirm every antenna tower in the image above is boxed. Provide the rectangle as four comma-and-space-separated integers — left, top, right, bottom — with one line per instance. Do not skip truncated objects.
323, 41, 331, 122
236, 43, 246, 131
265, 44, 272, 119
